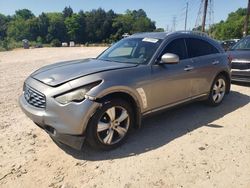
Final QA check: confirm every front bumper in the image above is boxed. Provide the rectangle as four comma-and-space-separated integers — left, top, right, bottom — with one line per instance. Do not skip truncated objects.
35, 122, 85, 150
231, 69, 250, 83
19, 82, 101, 150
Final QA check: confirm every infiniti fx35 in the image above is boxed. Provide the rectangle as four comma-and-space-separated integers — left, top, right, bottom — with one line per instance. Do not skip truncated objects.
19, 31, 231, 150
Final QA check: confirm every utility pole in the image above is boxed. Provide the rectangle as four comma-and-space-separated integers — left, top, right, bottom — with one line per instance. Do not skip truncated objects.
185, 2, 189, 30
166, 25, 169, 32
243, 0, 250, 36
172, 16, 177, 31
201, 0, 208, 32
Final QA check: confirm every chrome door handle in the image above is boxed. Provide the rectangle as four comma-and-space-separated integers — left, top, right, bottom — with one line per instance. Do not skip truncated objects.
184, 66, 194, 71
212, 60, 219, 65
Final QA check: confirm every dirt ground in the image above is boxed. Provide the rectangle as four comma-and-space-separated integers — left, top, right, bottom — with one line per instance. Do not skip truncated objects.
0, 47, 250, 188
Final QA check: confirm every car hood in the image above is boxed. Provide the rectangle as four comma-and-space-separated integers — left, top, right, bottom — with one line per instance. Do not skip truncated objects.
31, 58, 137, 86
227, 50, 250, 61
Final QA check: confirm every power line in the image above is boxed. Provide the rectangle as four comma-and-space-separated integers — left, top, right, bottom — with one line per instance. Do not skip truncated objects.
172, 16, 177, 31
195, 0, 204, 29
195, 0, 214, 32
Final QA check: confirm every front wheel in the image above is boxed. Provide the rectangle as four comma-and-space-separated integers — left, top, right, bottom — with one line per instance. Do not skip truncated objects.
206, 75, 227, 106
86, 99, 133, 150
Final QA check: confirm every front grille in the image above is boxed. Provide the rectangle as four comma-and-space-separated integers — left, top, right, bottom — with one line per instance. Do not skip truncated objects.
232, 61, 250, 70
24, 84, 46, 108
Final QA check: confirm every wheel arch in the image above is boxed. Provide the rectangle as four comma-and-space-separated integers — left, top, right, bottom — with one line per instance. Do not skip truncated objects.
95, 91, 142, 129
215, 71, 231, 93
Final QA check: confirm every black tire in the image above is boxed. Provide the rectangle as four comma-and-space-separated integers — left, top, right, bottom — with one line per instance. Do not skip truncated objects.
86, 99, 134, 150
207, 75, 227, 106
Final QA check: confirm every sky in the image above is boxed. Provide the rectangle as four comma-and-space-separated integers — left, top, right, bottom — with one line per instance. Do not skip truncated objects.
0, 0, 248, 30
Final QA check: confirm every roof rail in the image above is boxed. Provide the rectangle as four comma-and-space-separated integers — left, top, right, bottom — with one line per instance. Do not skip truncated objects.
173, 30, 209, 37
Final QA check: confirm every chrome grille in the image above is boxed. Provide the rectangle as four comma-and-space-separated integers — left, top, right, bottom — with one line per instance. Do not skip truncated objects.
24, 84, 46, 108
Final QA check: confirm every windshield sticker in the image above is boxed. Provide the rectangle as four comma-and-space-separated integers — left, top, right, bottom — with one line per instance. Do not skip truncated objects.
142, 38, 159, 43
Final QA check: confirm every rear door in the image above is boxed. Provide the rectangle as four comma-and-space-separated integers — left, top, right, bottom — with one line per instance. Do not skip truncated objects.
185, 37, 221, 96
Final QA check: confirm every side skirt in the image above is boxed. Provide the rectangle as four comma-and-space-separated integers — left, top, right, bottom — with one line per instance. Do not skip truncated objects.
142, 93, 208, 117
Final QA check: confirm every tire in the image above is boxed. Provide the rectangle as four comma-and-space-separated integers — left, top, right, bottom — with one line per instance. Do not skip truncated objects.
86, 99, 134, 150
207, 75, 227, 106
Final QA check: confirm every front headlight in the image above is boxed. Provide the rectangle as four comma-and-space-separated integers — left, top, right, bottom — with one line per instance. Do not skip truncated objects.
55, 82, 101, 105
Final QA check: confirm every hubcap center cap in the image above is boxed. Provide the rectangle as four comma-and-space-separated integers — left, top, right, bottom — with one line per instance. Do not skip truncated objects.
111, 121, 120, 129
113, 121, 119, 126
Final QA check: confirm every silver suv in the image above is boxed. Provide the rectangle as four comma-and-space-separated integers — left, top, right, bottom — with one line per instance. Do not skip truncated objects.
19, 31, 231, 150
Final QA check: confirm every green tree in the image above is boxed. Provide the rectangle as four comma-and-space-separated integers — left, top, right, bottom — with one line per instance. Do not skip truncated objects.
46, 13, 67, 43
64, 14, 81, 42
0, 14, 9, 40
37, 13, 49, 43
63, 6, 73, 18
1, 8, 157, 50
112, 9, 156, 41
85, 8, 109, 43
15, 9, 34, 20
155, 28, 165, 32
7, 18, 30, 41
27, 17, 39, 41
209, 8, 247, 40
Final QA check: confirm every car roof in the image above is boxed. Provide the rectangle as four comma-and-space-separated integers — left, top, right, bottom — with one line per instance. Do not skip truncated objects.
130, 32, 168, 39
129, 31, 210, 40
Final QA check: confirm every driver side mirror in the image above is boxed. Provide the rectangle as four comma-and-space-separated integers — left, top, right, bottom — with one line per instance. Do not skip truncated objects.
160, 53, 179, 64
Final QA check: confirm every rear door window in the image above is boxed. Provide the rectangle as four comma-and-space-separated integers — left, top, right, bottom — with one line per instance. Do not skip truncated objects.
186, 38, 219, 58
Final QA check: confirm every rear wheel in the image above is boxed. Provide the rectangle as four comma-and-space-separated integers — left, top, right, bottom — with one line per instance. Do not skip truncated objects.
207, 75, 227, 106
86, 99, 133, 150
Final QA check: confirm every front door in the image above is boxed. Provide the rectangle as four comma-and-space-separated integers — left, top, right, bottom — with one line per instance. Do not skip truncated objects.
149, 38, 194, 110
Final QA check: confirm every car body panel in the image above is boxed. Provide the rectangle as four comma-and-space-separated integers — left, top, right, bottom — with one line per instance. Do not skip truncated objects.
31, 58, 137, 86
150, 59, 193, 109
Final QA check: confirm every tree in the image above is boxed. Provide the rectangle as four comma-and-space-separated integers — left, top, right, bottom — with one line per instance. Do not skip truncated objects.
46, 13, 67, 43
155, 28, 165, 32
1, 8, 157, 49
37, 13, 49, 43
63, 6, 73, 18
112, 9, 156, 41
78, 10, 86, 43
0, 14, 8, 40
27, 17, 39, 41
65, 14, 81, 42
85, 8, 109, 43
15, 9, 34, 20
209, 8, 247, 40
7, 18, 30, 41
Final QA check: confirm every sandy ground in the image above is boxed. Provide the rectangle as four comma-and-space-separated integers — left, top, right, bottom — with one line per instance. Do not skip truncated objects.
0, 47, 250, 188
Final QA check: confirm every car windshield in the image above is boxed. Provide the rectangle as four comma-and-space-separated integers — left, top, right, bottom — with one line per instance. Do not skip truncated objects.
231, 37, 250, 50
98, 37, 162, 64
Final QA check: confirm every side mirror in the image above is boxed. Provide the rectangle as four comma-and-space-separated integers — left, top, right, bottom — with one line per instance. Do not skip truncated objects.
160, 53, 179, 64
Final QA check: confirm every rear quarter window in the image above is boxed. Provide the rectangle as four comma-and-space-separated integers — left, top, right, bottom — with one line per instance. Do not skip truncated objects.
186, 38, 219, 58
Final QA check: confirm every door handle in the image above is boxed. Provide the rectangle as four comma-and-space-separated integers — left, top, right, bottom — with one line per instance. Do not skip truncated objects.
184, 65, 194, 71
212, 60, 219, 65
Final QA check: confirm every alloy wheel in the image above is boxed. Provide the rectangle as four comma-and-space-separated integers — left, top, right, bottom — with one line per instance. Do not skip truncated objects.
97, 106, 130, 145
212, 78, 226, 103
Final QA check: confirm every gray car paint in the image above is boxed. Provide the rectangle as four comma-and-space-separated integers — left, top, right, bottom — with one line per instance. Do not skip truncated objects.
32, 58, 137, 86
19, 31, 231, 149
